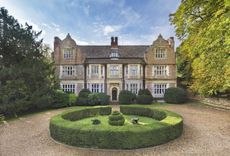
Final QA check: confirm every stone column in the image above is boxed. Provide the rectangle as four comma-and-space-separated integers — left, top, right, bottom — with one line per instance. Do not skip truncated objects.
104, 64, 107, 94
143, 64, 146, 89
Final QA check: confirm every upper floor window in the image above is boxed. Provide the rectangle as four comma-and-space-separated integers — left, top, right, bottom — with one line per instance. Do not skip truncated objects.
130, 65, 138, 76
110, 65, 119, 76
63, 66, 75, 76
64, 49, 73, 59
91, 65, 99, 76
153, 65, 168, 76
155, 48, 166, 59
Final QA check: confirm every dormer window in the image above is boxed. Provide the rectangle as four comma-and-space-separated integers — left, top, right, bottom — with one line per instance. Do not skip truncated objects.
155, 48, 167, 59
110, 48, 119, 60
64, 49, 73, 59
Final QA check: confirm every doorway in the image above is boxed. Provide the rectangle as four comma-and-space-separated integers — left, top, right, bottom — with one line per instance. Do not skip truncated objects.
112, 87, 118, 101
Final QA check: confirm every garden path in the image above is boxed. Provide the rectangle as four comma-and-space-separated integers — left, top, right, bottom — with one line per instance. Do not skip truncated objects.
0, 104, 230, 156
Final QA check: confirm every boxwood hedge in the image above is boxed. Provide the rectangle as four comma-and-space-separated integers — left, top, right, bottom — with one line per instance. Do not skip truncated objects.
49, 105, 183, 149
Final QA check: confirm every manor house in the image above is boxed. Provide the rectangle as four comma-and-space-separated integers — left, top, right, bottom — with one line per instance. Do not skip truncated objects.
53, 34, 176, 101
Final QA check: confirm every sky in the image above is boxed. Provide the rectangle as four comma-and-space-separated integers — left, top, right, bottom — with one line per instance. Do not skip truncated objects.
0, 0, 181, 48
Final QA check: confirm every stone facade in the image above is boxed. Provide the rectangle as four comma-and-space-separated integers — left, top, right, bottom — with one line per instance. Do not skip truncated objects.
53, 34, 177, 101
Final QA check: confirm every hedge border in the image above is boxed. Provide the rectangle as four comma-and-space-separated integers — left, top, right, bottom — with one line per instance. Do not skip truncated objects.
49, 106, 183, 149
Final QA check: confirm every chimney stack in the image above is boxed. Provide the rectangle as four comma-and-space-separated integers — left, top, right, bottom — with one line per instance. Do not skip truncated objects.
111, 37, 114, 45
115, 37, 118, 45
168, 37, 174, 49
111, 36, 118, 48
54, 36, 61, 50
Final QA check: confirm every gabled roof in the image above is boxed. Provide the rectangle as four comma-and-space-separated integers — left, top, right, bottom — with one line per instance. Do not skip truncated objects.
79, 45, 149, 59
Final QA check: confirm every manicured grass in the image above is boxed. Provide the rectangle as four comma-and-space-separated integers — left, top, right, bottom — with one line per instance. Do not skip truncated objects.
74, 115, 159, 127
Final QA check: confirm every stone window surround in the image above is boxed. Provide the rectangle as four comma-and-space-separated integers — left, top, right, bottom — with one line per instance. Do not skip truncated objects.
61, 83, 76, 93
63, 48, 73, 59
155, 48, 167, 59
152, 83, 169, 98
62, 65, 75, 76
87, 83, 104, 93
152, 65, 169, 76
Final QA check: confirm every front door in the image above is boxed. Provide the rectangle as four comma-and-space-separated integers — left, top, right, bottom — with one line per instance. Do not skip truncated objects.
112, 87, 118, 101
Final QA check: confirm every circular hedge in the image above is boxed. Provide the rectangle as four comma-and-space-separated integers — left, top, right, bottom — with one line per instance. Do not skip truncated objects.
50, 106, 183, 149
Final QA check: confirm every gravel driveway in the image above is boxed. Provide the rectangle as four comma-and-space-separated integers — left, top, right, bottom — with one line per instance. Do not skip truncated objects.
0, 104, 230, 156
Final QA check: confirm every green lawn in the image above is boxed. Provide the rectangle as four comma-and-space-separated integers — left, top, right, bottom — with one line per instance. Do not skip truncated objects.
75, 115, 159, 127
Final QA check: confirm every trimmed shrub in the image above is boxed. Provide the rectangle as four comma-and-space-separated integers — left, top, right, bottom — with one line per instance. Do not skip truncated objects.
51, 90, 69, 108
62, 107, 111, 121
138, 89, 152, 96
68, 93, 77, 106
81, 92, 110, 106
108, 111, 125, 126
78, 89, 91, 98
91, 119, 101, 125
136, 94, 153, 104
119, 90, 136, 104
88, 93, 100, 106
136, 89, 154, 104
120, 105, 166, 120
164, 87, 188, 104
97, 93, 110, 105
76, 89, 91, 106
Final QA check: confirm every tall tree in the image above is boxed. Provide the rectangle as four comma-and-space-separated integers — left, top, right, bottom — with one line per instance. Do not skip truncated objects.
170, 0, 230, 96
0, 7, 58, 116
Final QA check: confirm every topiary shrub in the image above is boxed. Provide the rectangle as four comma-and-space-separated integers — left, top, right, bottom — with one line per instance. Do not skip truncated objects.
91, 119, 101, 125
136, 94, 153, 104
164, 87, 188, 104
62, 107, 111, 121
108, 111, 125, 126
76, 89, 91, 106
68, 93, 77, 106
88, 93, 100, 106
119, 90, 136, 104
97, 93, 110, 105
120, 105, 166, 120
138, 89, 152, 96
51, 90, 69, 108
81, 92, 110, 106
78, 89, 91, 98
136, 89, 154, 104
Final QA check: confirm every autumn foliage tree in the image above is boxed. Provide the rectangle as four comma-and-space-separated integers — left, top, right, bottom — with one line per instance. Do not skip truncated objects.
170, 0, 230, 96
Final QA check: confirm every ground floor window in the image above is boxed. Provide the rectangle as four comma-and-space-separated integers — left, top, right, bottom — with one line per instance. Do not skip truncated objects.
61, 84, 75, 93
125, 83, 141, 94
88, 83, 104, 93
152, 83, 167, 97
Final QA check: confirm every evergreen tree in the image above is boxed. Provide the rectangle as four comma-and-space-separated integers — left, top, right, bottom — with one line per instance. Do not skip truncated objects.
170, 0, 230, 96
0, 7, 58, 116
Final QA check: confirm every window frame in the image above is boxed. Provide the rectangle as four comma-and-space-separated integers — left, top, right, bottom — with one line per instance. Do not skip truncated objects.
62, 66, 75, 76
155, 48, 167, 59
62, 84, 76, 93
63, 48, 73, 59
153, 65, 168, 76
